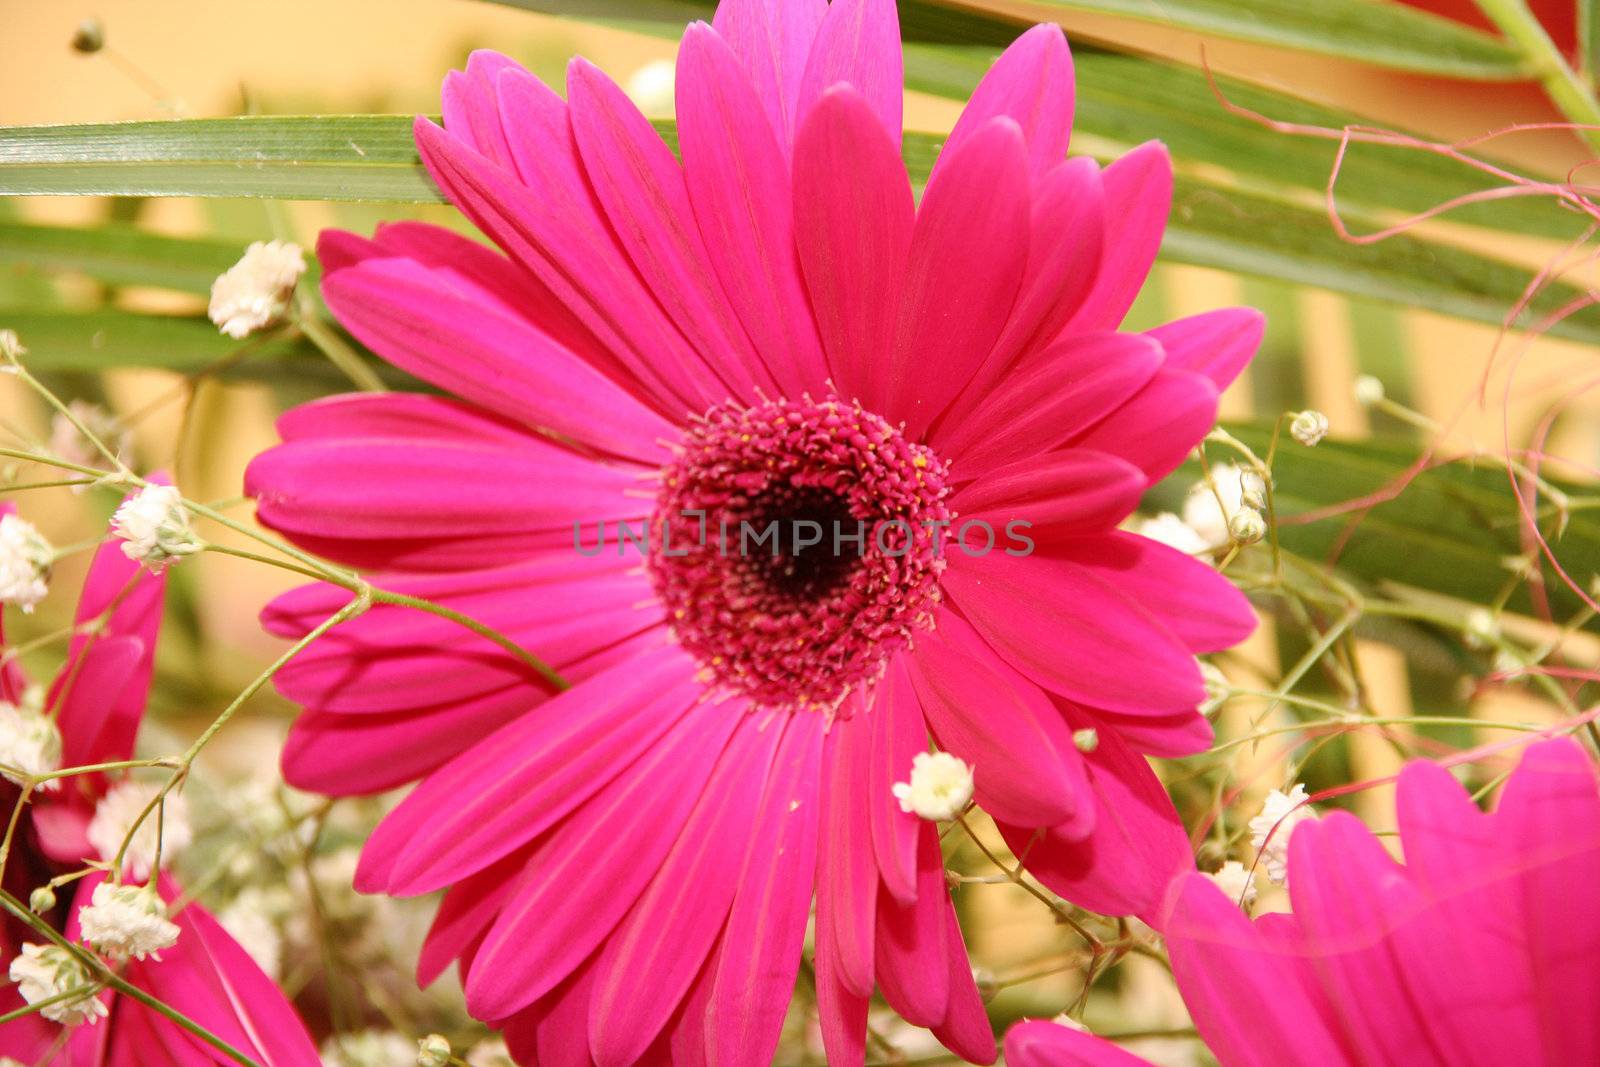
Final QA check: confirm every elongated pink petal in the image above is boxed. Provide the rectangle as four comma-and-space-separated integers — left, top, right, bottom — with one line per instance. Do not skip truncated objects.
463, 700, 747, 1020
710, 0, 827, 148
908, 615, 1089, 829
417, 847, 530, 987
952, 450, 1146, 535
867, 663, 926, 904
1006, 1019, 1158, 1066
360, 646, 701, 895
796, 0, 902, 145
817, 711, 879, 997
1149, 307, 1265, 392
931, 900, 999, 1064
50, 636, 140, 772
588, 716, 782, 1066
1067, 366, 1218, 481
441, 51, 519, 168
945, 553, 1203, 716
873, 825, 950, 1026
793, 85, 914, 410
937, 23, 1074, 182
814, 906, 869, 1067
935, 333, 1163, 476
320, 253, 673, 463
276, 391, 535, 448
1097, 710, 1214, 758
708, 714, 826, 1066
886, 117, 1031, 437
1064, 141, 1171, 333
678, 23, 830, 399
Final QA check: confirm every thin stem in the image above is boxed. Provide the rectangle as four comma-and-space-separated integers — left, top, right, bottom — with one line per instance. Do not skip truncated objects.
1475, 0, 1600, 151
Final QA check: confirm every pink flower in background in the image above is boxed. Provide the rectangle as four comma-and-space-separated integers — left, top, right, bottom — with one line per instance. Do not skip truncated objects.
244, 0, 1260, 1062
1004, 737, 1600, 1067
0, 501, 319, 1066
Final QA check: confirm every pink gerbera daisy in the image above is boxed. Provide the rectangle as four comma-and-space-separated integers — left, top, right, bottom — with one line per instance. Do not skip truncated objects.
244, 1, 1260, 1062
0, 500, 319, 1065
1005, 737, 1600, 1067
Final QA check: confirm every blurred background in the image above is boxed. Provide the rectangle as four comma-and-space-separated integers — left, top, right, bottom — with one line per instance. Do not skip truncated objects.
5, 1, 1600, 1062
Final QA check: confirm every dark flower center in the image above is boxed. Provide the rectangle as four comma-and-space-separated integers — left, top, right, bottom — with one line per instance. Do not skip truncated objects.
648, 395, 952, 712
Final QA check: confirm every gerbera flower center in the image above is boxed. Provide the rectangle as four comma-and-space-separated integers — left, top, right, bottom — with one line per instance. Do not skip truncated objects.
649, 395, 952, 712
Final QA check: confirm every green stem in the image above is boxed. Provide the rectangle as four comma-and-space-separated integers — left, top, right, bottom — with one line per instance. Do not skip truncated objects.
295, 316, 387, 393
1475, 0, 1600, 151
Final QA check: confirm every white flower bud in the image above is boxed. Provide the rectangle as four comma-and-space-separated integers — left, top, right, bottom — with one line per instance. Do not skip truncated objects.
1289, 410, 1329, 447
1204, 860, 1258, 908
0, 330, 23, 364
1464, 608, 1498, 648
29, 885, 57, 914
1133, 512, 1208, 555
1354, 375, 1385, 407
1249, 784, 1317, 886
1182, 463, 1266, 548
1071, 728, 1099, 752
0, 690, 62, 791
1228, 507, 1266, 545
624, 58, 677, 117
891, 751, 974, 822
111, 484, 200, 571
79, 881, 179, 961
48, 401, 128, 482
0, 513, 52, 613
86, 780, 192, 880
465, 1039, 514, 1067
8, 942, 105, 1025
417, 1035, 452, 1067
208, 240, 306, 339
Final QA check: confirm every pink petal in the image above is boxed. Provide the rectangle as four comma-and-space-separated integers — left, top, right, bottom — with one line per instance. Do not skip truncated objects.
277, 391, 537, 448
1097, 709, 1215, 758
566, 57, 775, 404
708, 714, 826, 1066
817, 711, 879, 997
441, 51, 519, 168
50, 635, 140, 771
1062, 140, 1171, 332
908, 614, 1090, 828
1066, 366, 1219, 481
709, 0, 828, 148
814, 901, 870, 1067
1148, 307, 1264, 392
937, 23, 1074, 182
678, 22, 830, 399
796, 0, 903, 146
320, 252, 673, 463
873, 825, 950, 1026
587, 716, 783, 1066
886, 116, 1031, 438
952, 450, 1146, 535
1006, 1019, 1157, 1066
417, 847, 530, 987
931, 900, 999, 1064
944, 552, 1204, 716
792, 85, 915, 410
867, 663, 926, 904
463, 700, 746, 1019
934, 333, 1163, 476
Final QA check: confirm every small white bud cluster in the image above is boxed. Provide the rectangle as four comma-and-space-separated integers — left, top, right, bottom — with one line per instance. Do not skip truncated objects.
322, 1030, 417, 1067
1182, 463, 1267, 550
1132, 512, 1209, 556
1289, 410, 1329, 447
465, 1038, 514, 1067
1198, 661, 1231, 716
111, 484, 200, 571
8, 942, 105, 1025
1248, 783, 1317, 886
0, 513, 53, 612
79, 881, 180, 961
48, 401, 130, 484
1204, 860, 1258, 908
208, 240, 306, 339
417, 1034, 453, 1067
86, 780, 192, 881
0, 687, 62, 790
892, 751, 974, 822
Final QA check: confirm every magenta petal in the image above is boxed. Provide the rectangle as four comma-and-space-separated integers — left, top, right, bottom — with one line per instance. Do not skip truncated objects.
1148, 307, 1265, 392
441, 51, 519, 168
796, 0, 903, 146
1166, 875, 1352, 1067
417, 847, 529, 987
873, 825, 951, 1027
814, 894, 870, 1067
363, 647, 701, 895
953, 449, 1146, 535
938, 23, 1074, 181
319, 253, 673, 463
909, 614, 1089, 828
276, 391, 536, 448
793, 85, 915, 411
1068, 366, 1219, 481
887, 117, 1032, 437
463, 699, 746, 1019
1064, 141, 1172, 333
867, 663, 926, 904
944, 552, 1204, 716
999, 713, 1192, 922
936, 333, 1163, 476
588, 716, 783, 1066
1097, 709, 1215, 758
1006, 1019, 1159, 1066
50, 635, 140, 772
708, 715, 826, 1066
931, 899, 999, 1064
709, 0, 828, 148
817, 712, 879, 998
678, 23, 830, 399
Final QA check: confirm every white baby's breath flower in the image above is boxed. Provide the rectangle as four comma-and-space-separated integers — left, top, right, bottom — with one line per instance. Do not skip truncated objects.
209, 240, 306, 339
1354, 375, 1385, 407
1249, 783, 1317, 886
8, 942, 105, 1025
0, 687, 61, 790
79, 881, 179, 961
86, 780, 192, 880
0, 513, 52, 612
322, 1029, 415, 1067
218, 887, 287, 979
111, 484, 200, 571
417, 1035, 452, 1067
892, 751, 974, 822
625, 57, 677, 117
1228, 507, 1266, 546
1134, 512, 1209, 555
48, 401, 129, 483
465, 1038, 515, 1067
1181, 463, 1265, 548
1289, 409, 1329, 447
1205, 860, 1258, 908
